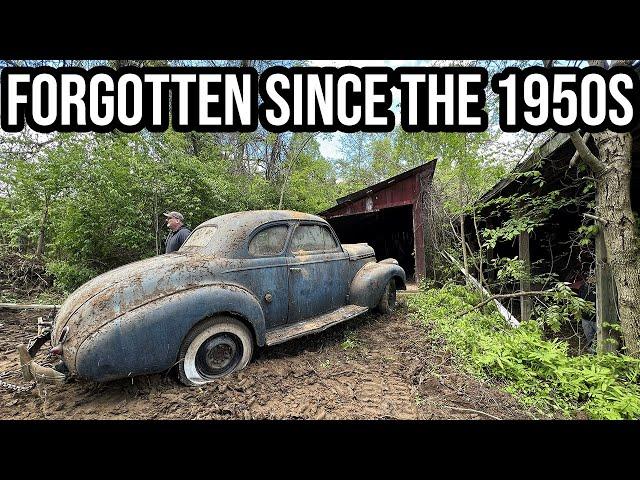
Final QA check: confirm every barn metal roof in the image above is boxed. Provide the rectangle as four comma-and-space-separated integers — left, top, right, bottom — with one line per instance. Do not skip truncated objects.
319, 160, 437, 217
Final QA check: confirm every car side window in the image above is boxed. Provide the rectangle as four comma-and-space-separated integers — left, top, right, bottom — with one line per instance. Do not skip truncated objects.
290, 224, 339, 254
249, 225, 289, 256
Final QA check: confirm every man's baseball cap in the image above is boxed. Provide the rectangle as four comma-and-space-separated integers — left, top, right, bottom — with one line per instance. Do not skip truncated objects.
163, 211, 184, 221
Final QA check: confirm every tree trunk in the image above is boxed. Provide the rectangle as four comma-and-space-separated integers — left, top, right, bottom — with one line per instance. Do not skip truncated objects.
235, 139, 247, 175
592, 131, 640, 356
266, 133, 281, 181
154, 188, 159, 255
35, 197, 49, 258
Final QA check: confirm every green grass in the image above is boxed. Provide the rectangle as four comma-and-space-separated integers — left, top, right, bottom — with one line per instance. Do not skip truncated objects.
341, 330, 360, 350
408, 284, 640, 420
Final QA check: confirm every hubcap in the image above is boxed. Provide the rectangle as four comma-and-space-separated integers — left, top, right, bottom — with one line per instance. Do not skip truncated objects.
195, 333, 242, 379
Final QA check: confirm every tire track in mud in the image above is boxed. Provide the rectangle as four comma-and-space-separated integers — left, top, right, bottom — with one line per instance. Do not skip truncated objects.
0, 303, 534, 420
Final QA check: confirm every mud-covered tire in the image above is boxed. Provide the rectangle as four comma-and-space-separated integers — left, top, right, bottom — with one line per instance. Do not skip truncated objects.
178, 316, 253, 386
376, 279, 397, 314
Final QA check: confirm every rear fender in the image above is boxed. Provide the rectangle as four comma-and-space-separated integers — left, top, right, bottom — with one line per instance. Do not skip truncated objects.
349, 260, 406, 309
74, 283, 265, 382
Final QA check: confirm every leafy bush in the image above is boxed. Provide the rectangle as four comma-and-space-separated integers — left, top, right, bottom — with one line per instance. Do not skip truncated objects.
45, 260, 98, 293
534, 282, 595, 333
408, 284, 640, 419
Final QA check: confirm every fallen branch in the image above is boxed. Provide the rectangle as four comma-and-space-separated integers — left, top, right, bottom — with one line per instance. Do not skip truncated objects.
442, 404, 502, 420
442, 251, 520, 327
459, 290, 554, 317
0, 303, 61, 310
583, 213, 608, 225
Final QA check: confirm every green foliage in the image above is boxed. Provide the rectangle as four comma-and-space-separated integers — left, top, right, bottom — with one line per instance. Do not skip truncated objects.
45, 260, 98, 293
494, 256, 528, 283
534, 282, 595, 333
577, 224, 599, 246
0, 129, 340, 292
409, 284, 640, 419
341, 330, 361, 350
481, 190, 572, 249
395, 129, 505, 212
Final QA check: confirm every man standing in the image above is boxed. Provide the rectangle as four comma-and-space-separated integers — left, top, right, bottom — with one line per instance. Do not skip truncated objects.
164, 211, 191, 253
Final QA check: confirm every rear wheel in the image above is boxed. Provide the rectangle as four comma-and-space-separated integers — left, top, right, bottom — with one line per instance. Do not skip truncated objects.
376, 279, 397, 314
178, 316, 253, 386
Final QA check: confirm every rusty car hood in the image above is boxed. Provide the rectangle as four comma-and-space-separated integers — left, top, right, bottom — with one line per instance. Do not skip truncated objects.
51, 252, 223, 371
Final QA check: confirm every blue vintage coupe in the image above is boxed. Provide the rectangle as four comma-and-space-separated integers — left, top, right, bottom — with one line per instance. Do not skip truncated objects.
21, 210, 406, 386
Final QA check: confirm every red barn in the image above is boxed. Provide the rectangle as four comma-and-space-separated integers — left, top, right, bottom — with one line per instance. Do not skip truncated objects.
319, 161, 436, 283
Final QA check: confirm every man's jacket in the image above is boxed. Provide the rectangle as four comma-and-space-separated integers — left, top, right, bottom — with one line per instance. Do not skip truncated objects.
165, 226, 191, 253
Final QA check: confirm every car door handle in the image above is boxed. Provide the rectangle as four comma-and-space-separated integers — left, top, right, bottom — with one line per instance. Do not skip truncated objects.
290, 267, 302, 272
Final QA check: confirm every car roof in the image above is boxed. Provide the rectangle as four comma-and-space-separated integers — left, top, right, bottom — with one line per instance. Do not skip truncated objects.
190, 210, 330, 257
199, 210, 327, 233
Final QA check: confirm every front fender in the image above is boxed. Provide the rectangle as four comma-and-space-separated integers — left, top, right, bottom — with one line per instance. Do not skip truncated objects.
349, 260, 406, 309
74, 283, 265, 382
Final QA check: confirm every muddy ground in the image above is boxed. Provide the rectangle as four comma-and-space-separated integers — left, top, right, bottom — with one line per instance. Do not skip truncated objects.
0, 299, 537, 420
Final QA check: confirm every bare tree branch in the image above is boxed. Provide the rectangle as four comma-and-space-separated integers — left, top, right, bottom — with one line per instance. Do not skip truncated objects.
587, 60, 609, 68
540, 61, 606, 177
277, 133, 318, 209
441, 405, 502, 420
584, 212, 608, 225
568, 131, 606, 175
0, 60, 22, 68
459, 290, 555, 317
609, 60, 634, 67
569, 132, 591, 168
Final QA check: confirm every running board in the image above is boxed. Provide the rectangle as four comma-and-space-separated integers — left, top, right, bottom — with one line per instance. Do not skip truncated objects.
265, 305, 369, 346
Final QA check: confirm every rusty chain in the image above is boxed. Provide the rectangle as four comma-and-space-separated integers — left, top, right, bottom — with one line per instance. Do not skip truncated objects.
0, 375, 36, 393
1, 325, 54, 394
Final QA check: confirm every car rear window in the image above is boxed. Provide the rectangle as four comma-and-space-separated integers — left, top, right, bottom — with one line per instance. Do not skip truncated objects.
249, 225, 289, 256
181, 226, 218, 249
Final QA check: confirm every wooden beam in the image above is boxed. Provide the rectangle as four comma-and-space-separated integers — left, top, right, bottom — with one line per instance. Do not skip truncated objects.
486, 245, 495, 282
0, 303, 61, 310
595, 230, 621, 353
519, 231, 532, 322
412, 201, 426, 282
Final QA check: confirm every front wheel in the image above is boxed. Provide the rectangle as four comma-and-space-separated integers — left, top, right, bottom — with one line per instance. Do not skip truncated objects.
178, 316, 254, 386
376, 279, 397, 314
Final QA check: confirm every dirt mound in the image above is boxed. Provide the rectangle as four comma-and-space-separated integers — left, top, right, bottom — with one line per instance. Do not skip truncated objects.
0, 302, 536, 420
0, 251, 53, 299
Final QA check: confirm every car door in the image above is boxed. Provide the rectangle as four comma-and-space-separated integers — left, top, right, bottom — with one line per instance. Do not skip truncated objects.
287, 222, 349, 323
244, 222, 291, 329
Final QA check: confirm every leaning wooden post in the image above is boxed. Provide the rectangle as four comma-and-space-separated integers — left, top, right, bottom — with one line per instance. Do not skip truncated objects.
519, 231, 532, 322
595, 227, 621, 353
486, 245, 495, 282
460, 213, 469, 285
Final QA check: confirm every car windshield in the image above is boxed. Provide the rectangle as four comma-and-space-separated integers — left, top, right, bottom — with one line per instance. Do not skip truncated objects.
180, 226, 218, 250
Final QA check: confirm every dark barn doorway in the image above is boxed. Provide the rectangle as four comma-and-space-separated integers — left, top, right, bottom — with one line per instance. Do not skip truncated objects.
328, 205, 416, 280
318, 161, 436, 282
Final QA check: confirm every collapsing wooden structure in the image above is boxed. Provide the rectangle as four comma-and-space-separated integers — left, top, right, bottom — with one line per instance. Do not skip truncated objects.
319, 161, 437, 282
468, 128, 640, 349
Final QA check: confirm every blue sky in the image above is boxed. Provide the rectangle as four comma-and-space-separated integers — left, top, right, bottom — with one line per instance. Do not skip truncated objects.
307, 60, 433, 160
306, 59, 549, 164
